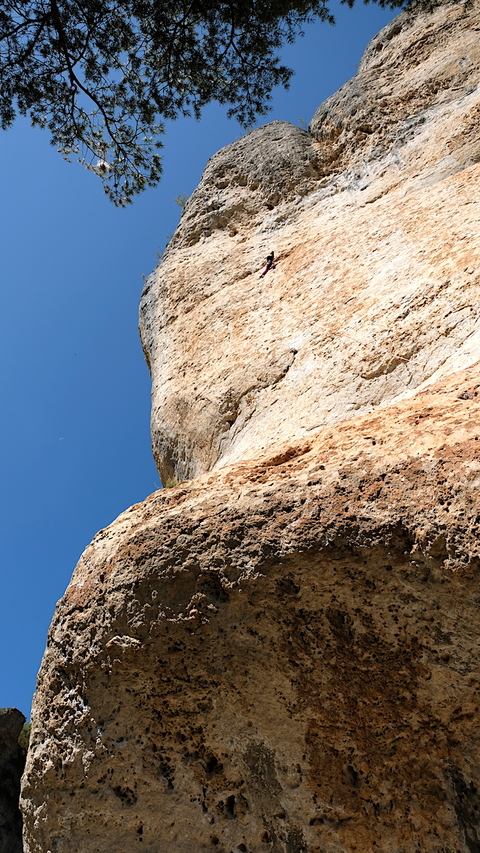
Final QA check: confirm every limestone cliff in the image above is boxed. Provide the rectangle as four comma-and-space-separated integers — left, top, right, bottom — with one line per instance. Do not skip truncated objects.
21, 368, 480, 853
21, 3, 480, 852
139, 0, 480, 485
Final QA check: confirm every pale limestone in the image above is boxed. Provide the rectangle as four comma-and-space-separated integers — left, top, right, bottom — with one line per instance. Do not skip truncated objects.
140, 1, 480, 485
21, 4, 480, 852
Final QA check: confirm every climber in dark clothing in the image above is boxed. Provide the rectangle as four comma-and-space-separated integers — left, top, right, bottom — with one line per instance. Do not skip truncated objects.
259, 251, 276, 277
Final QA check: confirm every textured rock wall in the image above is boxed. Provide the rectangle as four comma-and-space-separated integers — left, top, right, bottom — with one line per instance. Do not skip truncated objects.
21, 3, 480, 852
140, 0, 480, 486
21, 367, 480, 852
0, 709, 26, 853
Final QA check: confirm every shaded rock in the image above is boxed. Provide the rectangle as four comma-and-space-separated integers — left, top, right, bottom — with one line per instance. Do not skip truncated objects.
310, 1, 480, 177
0, 709, 26, 853
167, 121, 320, 250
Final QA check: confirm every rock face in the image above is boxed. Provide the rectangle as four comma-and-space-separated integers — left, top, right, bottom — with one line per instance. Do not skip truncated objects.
20, 367, 480, 853
0, 709, 26, 853
22, 3, 480, 853
140, 0, 480, 485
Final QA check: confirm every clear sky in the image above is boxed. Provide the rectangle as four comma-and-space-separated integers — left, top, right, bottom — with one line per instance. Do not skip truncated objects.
0, 0, 396, 718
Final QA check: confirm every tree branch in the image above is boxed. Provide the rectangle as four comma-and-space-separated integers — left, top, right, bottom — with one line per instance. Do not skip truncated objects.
49, 0, 126, 158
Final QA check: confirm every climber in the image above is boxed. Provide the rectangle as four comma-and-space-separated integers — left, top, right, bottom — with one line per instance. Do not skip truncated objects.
259, 251, 276, 277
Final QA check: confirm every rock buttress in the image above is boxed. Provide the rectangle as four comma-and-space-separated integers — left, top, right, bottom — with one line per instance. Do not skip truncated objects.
139, 0, 480, 485
21, 366, 480, 853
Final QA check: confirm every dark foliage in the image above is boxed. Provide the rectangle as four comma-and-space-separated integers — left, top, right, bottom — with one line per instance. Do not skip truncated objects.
0, 0, 427, 202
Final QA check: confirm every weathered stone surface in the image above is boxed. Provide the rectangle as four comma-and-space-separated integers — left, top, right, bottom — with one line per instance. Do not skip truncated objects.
21, 3, 480, 852
139, 0, 480, 486
310, 1, 480, 177
166, 121, 320, 250
21, 366, 480, 852
0, 709, 26, 853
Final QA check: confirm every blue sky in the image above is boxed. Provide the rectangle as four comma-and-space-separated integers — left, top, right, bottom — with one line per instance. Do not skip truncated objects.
0, 1, 396, 718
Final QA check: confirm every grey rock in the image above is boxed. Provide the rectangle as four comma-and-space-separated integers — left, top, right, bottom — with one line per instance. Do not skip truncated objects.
310, 2, 480, 174
168, 121, 320, 249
